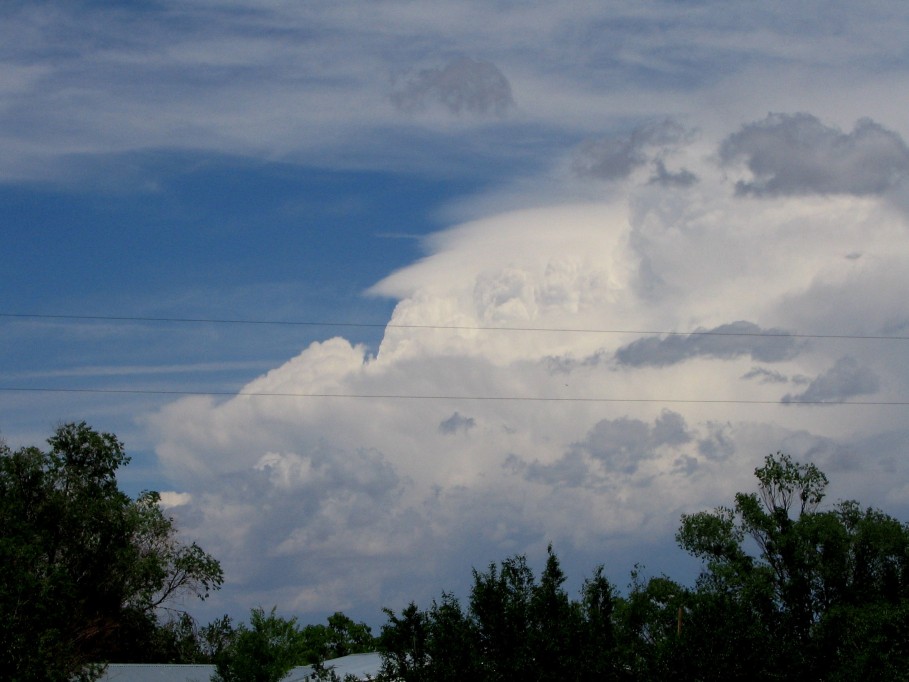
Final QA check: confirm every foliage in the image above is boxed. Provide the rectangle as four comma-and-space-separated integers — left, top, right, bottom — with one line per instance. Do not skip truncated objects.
0, 422, 223, 681
300, 611, 378, 664
378, 545, 618, 681
211, 607, 377, 682
379, 452, 909, 680
7, 423, 908, 680
212, 607, 302, 682
673, 452, 909, 678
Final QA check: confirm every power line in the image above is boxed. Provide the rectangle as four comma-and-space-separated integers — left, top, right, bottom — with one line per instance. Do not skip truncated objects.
2, 312, 907, 341
2, 386, 908, 406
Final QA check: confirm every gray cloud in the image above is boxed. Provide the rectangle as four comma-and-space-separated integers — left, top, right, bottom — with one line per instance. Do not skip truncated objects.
581, 416, 658, 474
543, 349, 609, 374
741, 367, 811, 385
697, 422, 735, 461
615, 321, 800, 368
720, 113, 909, 196
573, 119, 695, 181
650, 409, 694, 447
577, 410, 693, 474
438, 411, 476, 435
742, 367, 789, 384
782, 356, 880, 403
510, 449, 590, 488
672, 454, 700, 476
649, 160, 698, 187
390, 57, 514, 116
519, 410, 694, 485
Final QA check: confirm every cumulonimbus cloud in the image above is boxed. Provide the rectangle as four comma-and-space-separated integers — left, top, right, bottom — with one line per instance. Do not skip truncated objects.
149, 164, 909, 621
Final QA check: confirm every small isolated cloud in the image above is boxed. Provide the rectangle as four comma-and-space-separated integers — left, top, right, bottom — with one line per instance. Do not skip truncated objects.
782, 356, 880, 403
390, 57, 514, 116
520, 410, 694, 485
720, 113, 909, 196
438, 411, 476, 434
615, 321, 800, 368
158, 491, 192, 508
572, 119, 696, 182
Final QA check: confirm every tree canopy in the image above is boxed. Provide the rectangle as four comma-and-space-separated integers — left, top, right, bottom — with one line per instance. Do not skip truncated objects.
0, 422, 223, 681
378, 546, 620, 681
672, 452, 909, 679
378, 453, 909, 680
211, 608, 378, 682
6, 423, 909, 680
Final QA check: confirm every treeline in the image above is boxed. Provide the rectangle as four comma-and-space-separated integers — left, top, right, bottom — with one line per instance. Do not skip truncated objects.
109, 608, 376, 671
0, 422, 376, 681
154, 608, 376, 682
377, 454, 909, 680
5, 424, 909, 680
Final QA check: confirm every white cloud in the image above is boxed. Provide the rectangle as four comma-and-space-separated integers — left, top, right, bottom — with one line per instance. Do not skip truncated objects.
9, 0, 909, 625
158, 491, 193, 508
149, 162, 909, 619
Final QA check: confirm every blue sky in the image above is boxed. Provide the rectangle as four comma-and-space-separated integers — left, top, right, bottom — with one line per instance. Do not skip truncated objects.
5, 1, 909, 627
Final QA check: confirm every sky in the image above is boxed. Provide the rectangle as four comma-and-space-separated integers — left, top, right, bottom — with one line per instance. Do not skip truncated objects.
4, 0, 909, 628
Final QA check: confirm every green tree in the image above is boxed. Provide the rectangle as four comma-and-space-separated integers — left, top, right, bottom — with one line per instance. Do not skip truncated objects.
212, 607, 303, 682
578, 565, 618, 678
379, 547, 620, 681
378, 603, 431, 681
300, 612, 376, 664
676, 452, 909, 678
0, 422, 223, 681
469, 554, 537, 679
200, 614, 237, 662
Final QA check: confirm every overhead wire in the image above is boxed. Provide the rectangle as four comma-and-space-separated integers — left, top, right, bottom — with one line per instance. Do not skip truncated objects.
3, 311, 907, 406
1, 386, 907, 406
2, 312, 909, 341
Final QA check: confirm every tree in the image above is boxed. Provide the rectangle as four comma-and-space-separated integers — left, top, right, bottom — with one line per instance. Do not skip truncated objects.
378, 547, 620, 681
212, 607, 303, 682
578, 565, 618, 678
212, 608, 377, 682
469, 553, 537, 679
300, 612, 377, 664
675, 452, 909, 678
378, 603, 431, 681
0, 422, 223, 681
